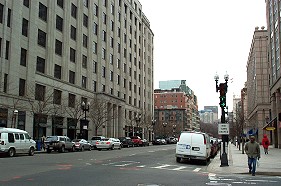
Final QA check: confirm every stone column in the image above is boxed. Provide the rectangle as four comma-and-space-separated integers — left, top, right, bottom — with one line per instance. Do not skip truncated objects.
276, 90, 281, 148
107, 102, 113, 137
118, 106, 124, 137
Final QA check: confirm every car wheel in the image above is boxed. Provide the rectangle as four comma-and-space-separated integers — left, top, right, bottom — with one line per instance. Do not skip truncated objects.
119, 145, 122, 150
60, 146, 65, 153
47, 149, 52, 153
29, 147, 35, 156
111, 145, 114, 150
71, 146, 75, 152
81, 146, 84, 152
8, 148, 15, 157
89, 146, 92, 151
98, 148, 101, 151
176, 157, 181, 163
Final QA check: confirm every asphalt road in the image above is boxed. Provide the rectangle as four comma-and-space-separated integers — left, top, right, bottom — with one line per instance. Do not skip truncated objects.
1, 144, 281, 186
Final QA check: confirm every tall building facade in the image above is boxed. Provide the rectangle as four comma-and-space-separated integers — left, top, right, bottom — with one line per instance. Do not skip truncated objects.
246, 26, 270, 143
199, 109, 217, 124
0, 0, 154, 140
203, 106, 218, 121
266, 0, 281, 148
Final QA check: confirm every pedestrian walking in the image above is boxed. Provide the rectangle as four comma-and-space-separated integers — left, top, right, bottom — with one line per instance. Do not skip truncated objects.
41, 135, 46, 151
261, 134, 270, 154
245, 136, 261, 176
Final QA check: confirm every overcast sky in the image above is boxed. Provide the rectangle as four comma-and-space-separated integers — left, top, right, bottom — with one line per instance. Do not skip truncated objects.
139, 0, 267, 111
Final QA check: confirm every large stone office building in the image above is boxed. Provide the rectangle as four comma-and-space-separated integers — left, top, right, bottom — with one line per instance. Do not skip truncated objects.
0, 0, 154, 140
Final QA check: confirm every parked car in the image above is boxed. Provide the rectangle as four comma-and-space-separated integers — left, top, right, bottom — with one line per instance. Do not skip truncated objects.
176, 131, 211, 165
118, 137, 134, 148
88, 136, 105, 149
44, 136, 75, 153
141, 139, 149, 146
0, 128, 36, 157
152, 138, 166, 145
72, 139, 92, 151
166, 137, 177, 144
130, 136, 143, 147
96, 138, 122, 150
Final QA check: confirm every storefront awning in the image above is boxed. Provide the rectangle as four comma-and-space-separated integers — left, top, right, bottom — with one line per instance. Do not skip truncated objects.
262, 117, 277, 131
247, 129, 258, 135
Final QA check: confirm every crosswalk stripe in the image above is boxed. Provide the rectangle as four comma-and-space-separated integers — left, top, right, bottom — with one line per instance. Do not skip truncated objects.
152, 164, 170, 169
172, 166, 187, 171
193, 168, 201, 172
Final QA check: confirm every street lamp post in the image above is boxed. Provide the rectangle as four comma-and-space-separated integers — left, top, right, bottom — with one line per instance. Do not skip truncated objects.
162, 122, 167, 138
81, 101, 90, 139
135, 113, 141, 136
215, 72, 229, 167
172, 124, 176, 137
152, 119, 156, 141
12, 110, 18, 128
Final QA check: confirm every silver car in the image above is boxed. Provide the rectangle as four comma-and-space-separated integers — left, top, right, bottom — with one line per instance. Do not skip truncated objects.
72, 139, 92, 151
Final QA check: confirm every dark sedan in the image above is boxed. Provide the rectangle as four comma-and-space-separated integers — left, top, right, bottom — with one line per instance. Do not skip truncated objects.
118, 137, 134, 148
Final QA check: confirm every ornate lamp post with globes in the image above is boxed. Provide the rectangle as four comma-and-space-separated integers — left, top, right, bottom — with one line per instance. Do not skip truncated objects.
81, 101, 90, 140
162, 122, 167, 138
214, 72, 229, 167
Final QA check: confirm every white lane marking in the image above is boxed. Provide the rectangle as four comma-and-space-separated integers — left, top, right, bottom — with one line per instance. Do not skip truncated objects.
208, 173, 218, 181
115, 162, 140, 167
85, 163, 91, 165
148, 151, 155, 152
161, 149, 168, 151
193, 168, 201, 172
129, 154, 136, 156
152, 164, 171, 169
245, 179, 278, 183
172, 166, 187, 171
136, 165, 146, 168
78, 159, 83, 160
102, 162, 119, 165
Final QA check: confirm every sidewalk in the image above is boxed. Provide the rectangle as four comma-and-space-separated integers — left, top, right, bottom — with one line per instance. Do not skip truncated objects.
207, 144, 281, 176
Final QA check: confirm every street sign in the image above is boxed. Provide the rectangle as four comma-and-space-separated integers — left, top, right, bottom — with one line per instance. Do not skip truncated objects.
218, 123, 229, 135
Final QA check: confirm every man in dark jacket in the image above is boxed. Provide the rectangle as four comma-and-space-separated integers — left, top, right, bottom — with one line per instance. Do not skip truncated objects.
245, 136, 260, 176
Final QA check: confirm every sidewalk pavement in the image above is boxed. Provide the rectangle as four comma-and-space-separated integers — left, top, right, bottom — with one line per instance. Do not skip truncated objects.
207, 143, 281, 176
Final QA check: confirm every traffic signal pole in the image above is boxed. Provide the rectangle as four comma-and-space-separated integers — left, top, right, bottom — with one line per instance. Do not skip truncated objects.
214, 73, 229, 167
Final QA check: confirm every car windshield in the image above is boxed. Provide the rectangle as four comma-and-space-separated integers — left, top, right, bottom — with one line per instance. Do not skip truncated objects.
46, 136, 58, 141
91, 137, 101, 140
101, 138, 109, 141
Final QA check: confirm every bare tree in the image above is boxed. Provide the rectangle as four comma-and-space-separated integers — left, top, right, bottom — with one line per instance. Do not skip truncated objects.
234, 103, 246, 153
88, 95, 116, 136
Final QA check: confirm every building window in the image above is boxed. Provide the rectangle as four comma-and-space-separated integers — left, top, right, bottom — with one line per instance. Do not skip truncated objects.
68, 93, 75, 108
3, 74, 8, 93
93, 23, 98, 35
129, 82, 132, 91
93, 42, 97, 54
70, 47, 76, 63
117, 59, 120, 68
123, 78, 126, 88
93, 80, 97, 92
102, 48, 106, 59
110, 20, 114, 32
83, 34, 88, 48
23, 0, 29, 8
0, 4, 3, 24
5, 41, 9, 60
56, 15, 63, 32
118, 43, 120, 53
110, 37, 114, 48
69, 70, 75, 84
117, 75, 120, 84
103, 0, 107, 7
57, 0, 63, 8
54, 64, 62, 79
7, 9, 11, 27
53, 89, 62, 105
83, 0, 88, 7
36, 56, 45, 73
70, 26, 76, 40
110, 71, 113, 81
20, 48, 27, 66
82, 76, 87, 88
93, 61, 97, 73
123, 63, 127, 73
37, 29, 46, 48
83, 14, 88, 27
82, 55, 87, 68
55, 39, 62, 56
118, 27, 120, 37
103, 12, 107, 24
22, 18, 28, 37
124, 48, 127, 58
110, 88, 113, 95
102, 30, 106, 42
39, 3, 47, 21
111, 4, 114, 15
35, 84, 45, 101
71, 4, 77, 18
102, 66, 106, 77
19, 78, 26, 96
110, 54, 113, 64
94, 4, 98, 17
102, 84, 106, 92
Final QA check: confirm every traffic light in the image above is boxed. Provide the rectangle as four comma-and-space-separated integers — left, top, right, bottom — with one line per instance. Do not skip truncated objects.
219, 83, 226, 108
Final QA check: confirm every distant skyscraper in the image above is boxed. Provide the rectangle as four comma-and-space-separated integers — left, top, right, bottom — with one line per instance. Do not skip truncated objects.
204, 106, 218, 114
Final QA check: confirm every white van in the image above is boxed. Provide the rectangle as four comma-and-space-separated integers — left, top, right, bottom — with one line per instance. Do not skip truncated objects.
176, 131, 211, 164
0, 128, 36, 157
